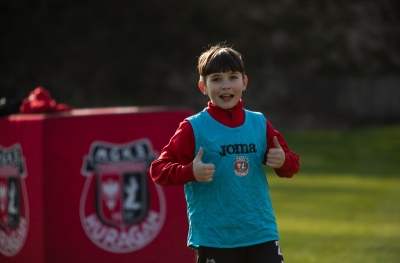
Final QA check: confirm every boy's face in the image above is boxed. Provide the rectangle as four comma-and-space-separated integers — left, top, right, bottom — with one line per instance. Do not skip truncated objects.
199, 71, 248, 110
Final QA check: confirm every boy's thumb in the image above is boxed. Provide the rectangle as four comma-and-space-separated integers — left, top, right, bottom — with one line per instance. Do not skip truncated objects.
273, 136, 282, 149
195, 147, 204, 161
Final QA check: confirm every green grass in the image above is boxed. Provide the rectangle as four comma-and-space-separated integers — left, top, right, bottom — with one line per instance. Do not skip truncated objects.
266, 125, 400, 263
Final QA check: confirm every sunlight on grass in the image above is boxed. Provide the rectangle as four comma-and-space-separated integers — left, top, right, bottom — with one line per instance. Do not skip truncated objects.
267, 174, 400, 263
263, 125, 400, 263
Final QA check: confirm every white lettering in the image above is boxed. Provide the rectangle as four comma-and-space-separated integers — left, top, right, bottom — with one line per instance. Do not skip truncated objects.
135, 144, 146, 158
116, 231, 130, 247
0, 148, 21, 166
84, 211, 161, 251
122, 148, 134, 160
109, 148, 120, 162
85, 214, 107, 241
94, 149, 108, 162
103, 228, 118, 245
0, 217, 27, 255
8, 182, 18, 215
124, 177, 141, 210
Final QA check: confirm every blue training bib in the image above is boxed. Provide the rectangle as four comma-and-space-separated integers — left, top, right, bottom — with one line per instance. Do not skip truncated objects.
185, 109, 279, 249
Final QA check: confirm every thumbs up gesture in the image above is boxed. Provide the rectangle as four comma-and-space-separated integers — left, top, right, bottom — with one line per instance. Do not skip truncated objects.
266, 136, 286, 169
193, 147, 215, 182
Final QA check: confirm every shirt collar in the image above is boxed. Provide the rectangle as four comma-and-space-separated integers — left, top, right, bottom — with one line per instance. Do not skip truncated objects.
206, 99, 244, 127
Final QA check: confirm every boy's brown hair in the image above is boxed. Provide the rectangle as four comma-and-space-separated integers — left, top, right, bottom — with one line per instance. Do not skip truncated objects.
197, 44, 245, 82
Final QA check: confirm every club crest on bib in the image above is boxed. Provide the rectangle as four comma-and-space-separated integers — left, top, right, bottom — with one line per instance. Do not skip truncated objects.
80, 139, 166, 253
0, 144, 29, 257
234, 156, 249, 176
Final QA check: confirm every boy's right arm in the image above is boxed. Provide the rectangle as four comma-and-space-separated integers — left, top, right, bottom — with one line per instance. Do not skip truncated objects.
150, 120, 198, 186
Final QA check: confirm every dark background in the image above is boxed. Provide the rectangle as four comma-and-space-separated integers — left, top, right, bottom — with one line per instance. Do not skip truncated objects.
2, 0, 400, 130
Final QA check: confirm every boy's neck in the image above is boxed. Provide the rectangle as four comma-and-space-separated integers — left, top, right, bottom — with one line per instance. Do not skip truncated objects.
206, 100, 245, 127
208, 99, 242, 110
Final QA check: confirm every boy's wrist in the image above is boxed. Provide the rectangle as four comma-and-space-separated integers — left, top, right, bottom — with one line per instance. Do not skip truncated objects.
182, 162, 197, 184
276, 153, 292, 172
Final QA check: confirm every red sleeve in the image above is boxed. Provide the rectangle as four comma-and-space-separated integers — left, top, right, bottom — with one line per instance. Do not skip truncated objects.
150, 120, 197, 186
264, 121, 300, 178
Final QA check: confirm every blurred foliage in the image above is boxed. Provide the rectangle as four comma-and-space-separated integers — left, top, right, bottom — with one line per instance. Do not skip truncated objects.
1, 0, 400, 116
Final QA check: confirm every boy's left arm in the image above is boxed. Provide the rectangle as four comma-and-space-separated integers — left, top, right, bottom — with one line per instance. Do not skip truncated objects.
264, 121, 300, 178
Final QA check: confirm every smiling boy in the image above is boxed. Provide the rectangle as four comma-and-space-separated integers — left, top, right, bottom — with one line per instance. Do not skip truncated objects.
150, 43, 300, 263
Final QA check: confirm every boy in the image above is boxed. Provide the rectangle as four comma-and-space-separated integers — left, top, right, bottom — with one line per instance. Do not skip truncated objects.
150, 43, 300, 263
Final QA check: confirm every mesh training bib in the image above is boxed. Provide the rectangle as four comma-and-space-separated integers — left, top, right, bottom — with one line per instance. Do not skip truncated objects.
185, 109, 279, 249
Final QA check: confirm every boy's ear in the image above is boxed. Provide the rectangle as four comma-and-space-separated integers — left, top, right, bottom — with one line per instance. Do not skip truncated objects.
243, 75, 248, 90
198, 81, 207, 95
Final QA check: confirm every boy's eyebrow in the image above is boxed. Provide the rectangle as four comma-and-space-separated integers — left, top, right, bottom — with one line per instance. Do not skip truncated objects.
209, 71, 240, 76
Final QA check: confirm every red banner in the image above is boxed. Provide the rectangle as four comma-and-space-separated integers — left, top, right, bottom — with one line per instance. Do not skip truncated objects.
0, 107, 195, 263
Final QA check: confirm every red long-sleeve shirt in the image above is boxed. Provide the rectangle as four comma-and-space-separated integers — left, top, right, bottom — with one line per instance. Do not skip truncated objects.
150, 100, 300, 186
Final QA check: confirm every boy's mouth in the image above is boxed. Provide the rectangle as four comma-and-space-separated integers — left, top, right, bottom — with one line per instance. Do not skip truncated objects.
220, 94, 234, 100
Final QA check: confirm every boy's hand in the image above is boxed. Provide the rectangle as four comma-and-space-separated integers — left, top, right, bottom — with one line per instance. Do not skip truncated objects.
266, 136, 286, 169
193, 147, 215, 182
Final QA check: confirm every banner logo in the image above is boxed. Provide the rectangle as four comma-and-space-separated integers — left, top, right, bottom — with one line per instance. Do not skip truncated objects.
0, 144, 29, 257
80, 139, 166, 253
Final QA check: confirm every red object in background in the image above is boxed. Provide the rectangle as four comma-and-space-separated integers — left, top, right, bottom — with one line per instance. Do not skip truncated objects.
20, 87, 72, 113
0, 107, 195, 263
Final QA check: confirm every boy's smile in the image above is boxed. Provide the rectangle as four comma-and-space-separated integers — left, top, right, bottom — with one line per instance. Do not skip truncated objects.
199, 71, 248, 110
220, 93, 234, 101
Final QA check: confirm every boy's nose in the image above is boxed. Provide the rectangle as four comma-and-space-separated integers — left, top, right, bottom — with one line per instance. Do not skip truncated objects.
221, 82, 231, 89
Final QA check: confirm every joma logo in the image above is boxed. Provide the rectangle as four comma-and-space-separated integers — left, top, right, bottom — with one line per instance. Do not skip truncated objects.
219, 143, 257, 156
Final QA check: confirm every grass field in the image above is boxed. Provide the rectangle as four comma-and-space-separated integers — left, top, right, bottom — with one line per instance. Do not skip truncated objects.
266, 125, 400, 263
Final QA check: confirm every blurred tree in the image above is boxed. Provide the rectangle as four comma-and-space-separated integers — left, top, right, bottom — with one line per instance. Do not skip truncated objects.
1, 0, 399, 127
